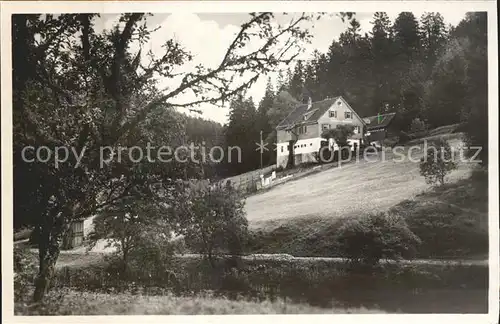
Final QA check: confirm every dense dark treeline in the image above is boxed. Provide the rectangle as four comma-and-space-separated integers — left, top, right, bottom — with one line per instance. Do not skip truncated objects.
222, 12, 488, 175
181, 114, 226, 179
223, 88, 300, 175
184, 116, 224, 149
285, 12, 487, 129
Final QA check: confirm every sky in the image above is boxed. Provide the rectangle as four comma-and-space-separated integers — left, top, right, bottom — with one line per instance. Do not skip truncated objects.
97, 11, 469, 125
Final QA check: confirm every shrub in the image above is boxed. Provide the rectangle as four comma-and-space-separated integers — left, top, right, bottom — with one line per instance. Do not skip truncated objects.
246, 179, 258, 194
321, 125, 355, 160
126, 228, 179, 279
86, 198, 177, 276
335, 212, 421, 266
404, 205, 488, 258
410, 118, 428, 133
172, 180, 249, 268
14, 246, 38, 302
419, 138, 458, 186
321, 124, 355, 147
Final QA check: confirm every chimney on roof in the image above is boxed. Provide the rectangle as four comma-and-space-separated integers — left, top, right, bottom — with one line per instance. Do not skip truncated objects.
307, 96, 312, 110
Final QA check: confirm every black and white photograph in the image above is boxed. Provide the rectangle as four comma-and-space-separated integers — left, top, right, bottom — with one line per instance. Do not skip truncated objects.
1, 0, 498, 320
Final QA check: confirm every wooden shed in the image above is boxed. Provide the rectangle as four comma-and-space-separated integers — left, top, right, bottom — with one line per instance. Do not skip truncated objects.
61, 218, 85, 250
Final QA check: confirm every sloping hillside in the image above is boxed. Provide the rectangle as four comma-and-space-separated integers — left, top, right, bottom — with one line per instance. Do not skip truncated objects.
245, 138, 473, 227
246, 168, 487, 259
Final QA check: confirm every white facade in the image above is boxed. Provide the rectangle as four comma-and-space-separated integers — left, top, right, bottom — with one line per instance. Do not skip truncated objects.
276, 137, 323, 157
275, 97, 365, 168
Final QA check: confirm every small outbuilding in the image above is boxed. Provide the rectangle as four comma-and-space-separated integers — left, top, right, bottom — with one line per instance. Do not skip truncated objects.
363, 112, 397, 145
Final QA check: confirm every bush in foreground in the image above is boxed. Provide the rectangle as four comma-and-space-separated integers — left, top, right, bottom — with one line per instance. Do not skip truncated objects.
14, 246, 38, 302
335, 212, 421, 266
172, 180, 249, 268
86, 198, 178, 277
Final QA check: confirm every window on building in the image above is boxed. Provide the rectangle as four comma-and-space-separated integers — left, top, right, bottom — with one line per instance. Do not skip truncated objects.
310, 143, 313, 146
345, 111, 352, 119
297, 126, 307, 134
353, 126, 360, 134
281, 146, 284, 152
329, 110, 337, 118
322, 124, 329, 130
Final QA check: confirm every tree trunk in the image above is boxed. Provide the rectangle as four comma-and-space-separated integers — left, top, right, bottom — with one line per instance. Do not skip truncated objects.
287, 140, 296, 169
32, 228, 63, 302
32, 205, 71, 303
29, 226, 41, 246
121, 247, 129, 278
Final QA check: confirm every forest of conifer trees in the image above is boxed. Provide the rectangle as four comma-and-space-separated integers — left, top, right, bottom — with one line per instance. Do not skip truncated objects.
221, 12, 488, 175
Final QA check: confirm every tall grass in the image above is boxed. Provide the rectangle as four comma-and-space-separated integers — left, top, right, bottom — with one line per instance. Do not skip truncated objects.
15, 288, 386, 315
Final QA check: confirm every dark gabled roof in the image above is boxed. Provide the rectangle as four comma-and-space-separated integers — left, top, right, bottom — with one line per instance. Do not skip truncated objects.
276, 97, 340, 130
364, 112, 396, 130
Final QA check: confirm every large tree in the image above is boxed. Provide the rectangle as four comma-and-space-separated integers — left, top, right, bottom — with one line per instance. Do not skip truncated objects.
393, 12, 421, 60
420, 12, 448, 66
13, 12, 317, 302
257, 78, 276, 166
288, 60, 306, 102
370, 12, 398, 112
427, 12, 488, 162
370, 12, 393, 58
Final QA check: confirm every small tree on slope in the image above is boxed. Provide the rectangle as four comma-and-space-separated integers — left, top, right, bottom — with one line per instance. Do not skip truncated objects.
419, 138, 457, 186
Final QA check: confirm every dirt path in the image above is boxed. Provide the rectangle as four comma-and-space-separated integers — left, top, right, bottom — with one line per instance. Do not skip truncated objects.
52, 250, 488, 269
177, 253, 488, 266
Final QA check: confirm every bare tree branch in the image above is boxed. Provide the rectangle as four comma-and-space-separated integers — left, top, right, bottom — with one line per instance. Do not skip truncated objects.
114, 13, 313, 143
